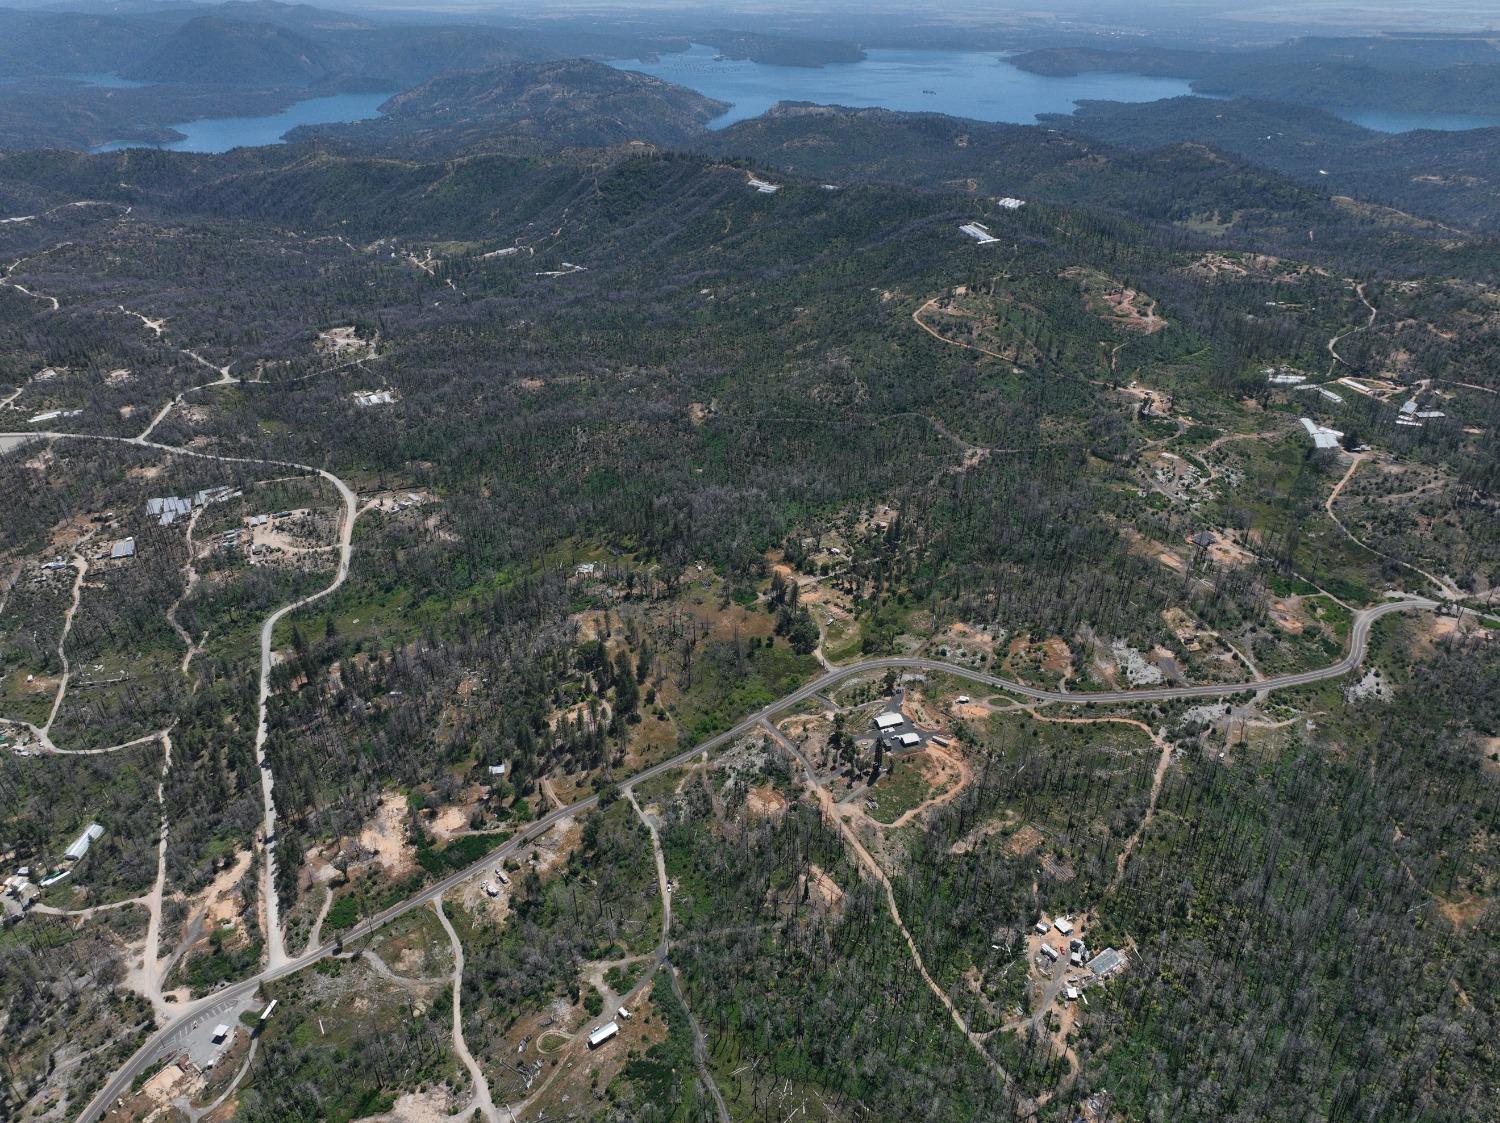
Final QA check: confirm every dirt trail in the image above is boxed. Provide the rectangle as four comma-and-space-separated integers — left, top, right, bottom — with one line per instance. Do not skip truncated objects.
43, 551, 88, 733
166, 505, 208, 674
2, 279, 59, 310
432, 896, 499, 1122
1098, 720, 1173, 894
540, 777, 564, 812
913, 295, 1013, 363
33, 896, 147, 918
137, 371, 237, 442
1325, 280, 1377, 376
1325, 455, 1461, 600
303, 885, 334, 956
625, 788, 672, 949
251, 459, 360, 969
626, 786, 729, 1123
137, 732, 175, 1017
763, 720, 1011, 1086
883, 745, 973, 829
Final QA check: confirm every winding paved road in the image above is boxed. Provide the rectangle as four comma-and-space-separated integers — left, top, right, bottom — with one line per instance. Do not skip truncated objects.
76, 591, 1434, 1121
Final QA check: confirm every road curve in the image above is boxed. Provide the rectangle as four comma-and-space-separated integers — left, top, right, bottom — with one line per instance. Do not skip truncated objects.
14, 429, 362, 969
49, 518, 1416, 1121
74, 585, 1432, 1119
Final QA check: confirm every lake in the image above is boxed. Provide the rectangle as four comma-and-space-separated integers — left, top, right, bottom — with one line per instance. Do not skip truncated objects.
94, 91, 388, 154
611, 45, 1197, 128
612, 45, 1500, 134
1332, 108, 1500, 134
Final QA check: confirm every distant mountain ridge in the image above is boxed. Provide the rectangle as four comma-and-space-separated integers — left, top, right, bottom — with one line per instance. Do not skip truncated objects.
301, 58, 729, 154
1010, 38, 1500, 117
123, 15, 338, 86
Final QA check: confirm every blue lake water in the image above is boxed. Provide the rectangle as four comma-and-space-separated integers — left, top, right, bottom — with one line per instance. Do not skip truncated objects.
613, 45, 1500, 134
94, 91, 388, 154
611, 45, 1197, 128
1332, 108, 1500, 133
77, 47, 1500, 154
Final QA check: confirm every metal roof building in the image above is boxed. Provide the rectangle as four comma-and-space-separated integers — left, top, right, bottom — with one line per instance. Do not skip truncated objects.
874, 712, 904, 730
109, 537, 136, 559
1299, 417, 1343, 450
1087, 947, 1125, 977
588, 1021, 620, 1048
64, 823, 103, 861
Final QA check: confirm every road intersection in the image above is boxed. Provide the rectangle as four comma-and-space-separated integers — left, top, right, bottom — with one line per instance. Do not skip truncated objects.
77, 591, 1435, 1121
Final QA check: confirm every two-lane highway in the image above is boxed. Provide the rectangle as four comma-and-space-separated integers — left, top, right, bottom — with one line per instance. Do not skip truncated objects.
78, 594, 1435, 1121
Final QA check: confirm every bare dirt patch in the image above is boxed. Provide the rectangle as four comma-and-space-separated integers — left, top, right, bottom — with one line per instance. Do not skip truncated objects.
317, 325, 378, 362
1268, 598, 1307, 634
1479, 736, 1500, 779
800, 863, 846, 912
427, 803, 470, 842
360, 1088, 461, 1123
1004, 823, 1044, 858
1040, 638, 1072, 676
747, 783, 789, 818
1436, 893, 1491, 929
1064, 267, 1167, 334
200, 848, 253, 927
948, 811, 1019, 856
358, 792, 416, 877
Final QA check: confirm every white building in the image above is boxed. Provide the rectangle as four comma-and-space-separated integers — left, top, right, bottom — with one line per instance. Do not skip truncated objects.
960, 222, 999, 244
147, 496, 194, 526
64, 823, 103, 861
588, 1021, 620, 1048
898, 732, 921, 748
109, 538, 136, 560
1086, 947, 1125, 977
1299, 418, 1343, 450
874, 712, 904, 730
1053, 917, 1075, 936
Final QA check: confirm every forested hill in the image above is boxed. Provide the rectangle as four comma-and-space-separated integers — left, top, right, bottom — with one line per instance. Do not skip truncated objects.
0, 118, 1488, 285
298, 59, 729, 155
123, 16, 343, 87
1044, 97, 1500, 235
1010, 37, 1500, 117
695, 104, 1490, 271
